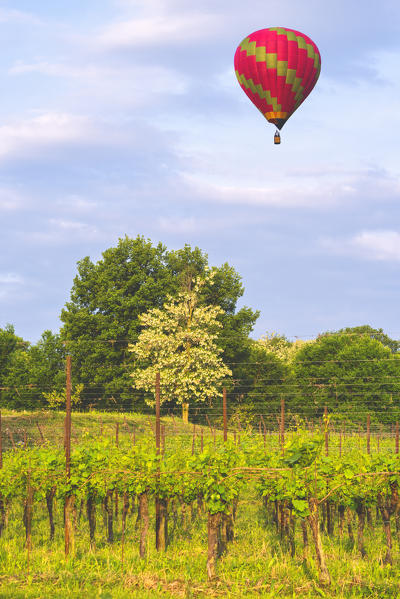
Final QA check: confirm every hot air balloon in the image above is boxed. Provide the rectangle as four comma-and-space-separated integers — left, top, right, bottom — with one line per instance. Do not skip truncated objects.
234, 27, 321, 144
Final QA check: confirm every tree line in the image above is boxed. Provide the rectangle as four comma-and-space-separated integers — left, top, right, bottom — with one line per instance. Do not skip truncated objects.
1, 235, 400, 423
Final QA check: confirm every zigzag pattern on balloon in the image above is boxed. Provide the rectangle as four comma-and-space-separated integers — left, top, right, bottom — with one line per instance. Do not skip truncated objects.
234, 27, 321, 130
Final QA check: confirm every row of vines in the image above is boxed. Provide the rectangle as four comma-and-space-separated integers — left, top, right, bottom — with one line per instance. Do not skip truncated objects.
1, 427, 400, 586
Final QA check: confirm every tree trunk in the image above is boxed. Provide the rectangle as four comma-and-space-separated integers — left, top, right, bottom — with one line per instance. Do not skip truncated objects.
155, 497, 168, 551
378, 494, 393, 565
346, 507, 354, 545
288, 511, 296, 557
338, 505, 345, 538
225, 512, 235, 543
23, 487, 33, 545
139, 492, 149, 559
356, 502, 367, 557
122, 493, 130, 537
64, 495, 75, 557
207, 512, 221, 581
327, 501, 334, 536
87, 494, 96, 547
273, 500, 279, 531
307, 498, 330, 586
0, 496, 5, 537
105, 489, 114, 543
218, 514, 227, 557
46, 487, 56, 541
301, 519, 308, 562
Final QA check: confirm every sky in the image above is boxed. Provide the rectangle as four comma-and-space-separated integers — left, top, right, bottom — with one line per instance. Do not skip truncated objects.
1, 0, 400, 343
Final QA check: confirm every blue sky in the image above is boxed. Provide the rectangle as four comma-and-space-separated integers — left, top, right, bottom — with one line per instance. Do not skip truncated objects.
1, 0, 400, 342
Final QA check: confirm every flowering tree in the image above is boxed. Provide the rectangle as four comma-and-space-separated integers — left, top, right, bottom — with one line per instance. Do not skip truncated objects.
129, 275, 232, 407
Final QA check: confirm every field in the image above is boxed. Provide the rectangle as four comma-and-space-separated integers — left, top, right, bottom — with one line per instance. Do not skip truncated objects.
0, 410, 400, 598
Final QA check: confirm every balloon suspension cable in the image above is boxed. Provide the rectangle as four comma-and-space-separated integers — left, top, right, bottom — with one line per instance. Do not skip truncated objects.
274, 130, 281, 145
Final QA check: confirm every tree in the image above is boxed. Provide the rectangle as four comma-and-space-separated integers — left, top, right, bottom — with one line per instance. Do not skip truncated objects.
228, 339, 290, 428
129, 275, 232, 408
257, 332, 314, 362
60, 236, 258, 408
334, 325, 400, 353
292, 332, 400, 422
0, 325, 26, 383
1, 331, 66, 409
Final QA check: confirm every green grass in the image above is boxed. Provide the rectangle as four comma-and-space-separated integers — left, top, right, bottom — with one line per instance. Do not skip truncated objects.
1, 410, 400, 598
0, 409, 194, 452
1, 483, 400, 598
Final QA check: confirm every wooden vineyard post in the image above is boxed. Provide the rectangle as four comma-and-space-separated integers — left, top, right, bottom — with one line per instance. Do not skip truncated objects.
207, 512, 221, 580
201, 428, 204, 452
260, 415, 267, 450
396, 421, 399, 454
0, 410, 2, 470
191, 424, 196, 455
36, 421, 45, 444
280, 398, 285, 454
161, 424, 166, 456
64, 354, 75, 558
324, 406, 329, 456
155, 372, 160, 452
26, 464, 33, 575
0, 410, 4, 538
115, 423, 119, 519
182, 403, 189, 424
223, 388, 227, 442
367, 414, 371, 455
155, 372, 167, 551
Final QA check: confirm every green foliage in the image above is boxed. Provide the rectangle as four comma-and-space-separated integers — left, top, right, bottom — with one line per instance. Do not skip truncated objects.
291, 332, 400, 420
43, 383, 84, 408
0, 324, 27, 384
335, 325, 400, 354
60, 236, 258, 409
0, 330, 65, 409
129, 273, 231, 406
2, 415, 400, 597
228, 340, 290, 424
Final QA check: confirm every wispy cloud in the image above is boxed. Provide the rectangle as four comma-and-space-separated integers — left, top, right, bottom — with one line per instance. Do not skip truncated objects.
9, 61, 189, 106
22, 218, 102, 246
96, 12, 221, 48
0, 272, 24, 302
0, 273, 23, 285
0, 187, 27, 211
177, 172, 359, 209
0, 8, 42, 25
322, 230, 400, 262
0, 113, 94, 161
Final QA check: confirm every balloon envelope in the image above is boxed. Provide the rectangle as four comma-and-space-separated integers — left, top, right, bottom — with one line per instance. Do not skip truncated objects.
234, 27, 321, 130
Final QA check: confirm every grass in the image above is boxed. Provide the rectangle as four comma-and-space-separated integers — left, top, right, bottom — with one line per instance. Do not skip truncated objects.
1, 480, 400, 597
0, 409, 193, 451
1, 410, 400, 598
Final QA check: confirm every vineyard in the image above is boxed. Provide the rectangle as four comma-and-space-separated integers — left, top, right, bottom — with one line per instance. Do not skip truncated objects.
1, 410, 400, 597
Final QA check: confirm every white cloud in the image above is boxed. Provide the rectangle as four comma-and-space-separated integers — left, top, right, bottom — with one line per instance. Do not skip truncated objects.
22, 218, 102, 246
9, 61, 188, 106
0, 187, 26, 211
96, 12, 221, 48
0, 113, 94, 161
351, 231, 400, 261
178, 172, 357, 208
323, 230, 400, 262
0, 8, 41, 25
157, 216, 198, 234
0, 273, 23, 285
0, 272, 25, 302
55, 195, 99, 213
